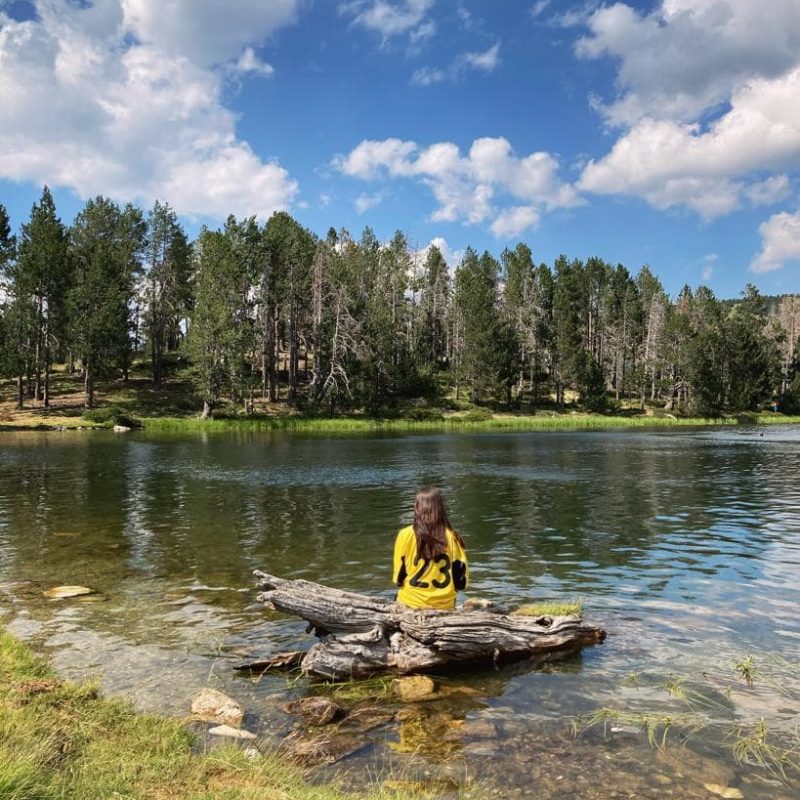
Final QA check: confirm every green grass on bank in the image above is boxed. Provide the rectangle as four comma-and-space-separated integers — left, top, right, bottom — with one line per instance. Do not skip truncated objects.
4, 409, 800, 435
133, 412, 800, 435
0, 627, 425, 800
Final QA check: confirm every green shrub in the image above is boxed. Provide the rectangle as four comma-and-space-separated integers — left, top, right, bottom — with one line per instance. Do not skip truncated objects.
402, 406, 445, 422
463, 406, 493, 422
82, 406, 140, 428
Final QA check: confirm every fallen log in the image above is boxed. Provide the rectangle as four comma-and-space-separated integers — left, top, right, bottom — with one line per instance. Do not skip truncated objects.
254, 570, 606, 680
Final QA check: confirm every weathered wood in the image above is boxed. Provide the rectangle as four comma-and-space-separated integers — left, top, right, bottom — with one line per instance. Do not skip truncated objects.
233, 650, 304, 673
254, 570, 606, 680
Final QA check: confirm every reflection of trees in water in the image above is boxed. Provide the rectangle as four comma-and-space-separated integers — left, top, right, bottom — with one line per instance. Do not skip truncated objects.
1, 430, 797, 613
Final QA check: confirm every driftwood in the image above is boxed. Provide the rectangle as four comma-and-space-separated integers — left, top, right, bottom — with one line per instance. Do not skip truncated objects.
254, 570, 606, 680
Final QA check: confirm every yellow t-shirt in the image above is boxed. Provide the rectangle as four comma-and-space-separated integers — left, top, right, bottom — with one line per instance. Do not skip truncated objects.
393, 525, 468, 610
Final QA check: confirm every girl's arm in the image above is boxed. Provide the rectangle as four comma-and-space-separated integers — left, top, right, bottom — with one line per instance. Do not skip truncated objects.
452, 538, 468, 591
393, 530, 408, 587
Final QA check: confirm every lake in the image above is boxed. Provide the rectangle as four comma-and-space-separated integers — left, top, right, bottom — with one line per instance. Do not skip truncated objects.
1, 426, 798, 798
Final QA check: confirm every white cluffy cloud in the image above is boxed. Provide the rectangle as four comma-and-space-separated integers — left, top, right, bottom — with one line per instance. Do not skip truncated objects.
0, 0, 300, 219
412, 42, 500, 86
340, 0, 434, 41
337, 136, 580, 238
354, 191, 385, 214
579, 67, 800, 220
576, 0, 800, 126
575, 0, 800, 246
751, 210, 800, 274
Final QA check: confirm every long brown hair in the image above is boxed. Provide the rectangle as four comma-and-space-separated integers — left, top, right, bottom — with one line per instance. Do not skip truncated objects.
412, 487, 464, 561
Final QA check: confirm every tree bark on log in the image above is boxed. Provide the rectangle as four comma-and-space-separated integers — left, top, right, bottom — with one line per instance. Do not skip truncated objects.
254, 571, 606, 681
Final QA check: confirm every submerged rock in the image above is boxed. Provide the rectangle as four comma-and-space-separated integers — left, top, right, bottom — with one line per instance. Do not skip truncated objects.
392, 675, 437, 702
285, 732, 365, 766
340, 706, 394, 732
704, 785, 744, 800
208, 724, 256, 740
282, 696, 341, 725
191, 688, 244, 727
444, 718, 498, 740
43, 586, 95, 599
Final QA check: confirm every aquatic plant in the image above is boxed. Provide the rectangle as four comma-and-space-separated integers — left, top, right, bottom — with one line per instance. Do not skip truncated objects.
730, 718, 799, 778
572, 707, 707, 750
734, 654, 758, 687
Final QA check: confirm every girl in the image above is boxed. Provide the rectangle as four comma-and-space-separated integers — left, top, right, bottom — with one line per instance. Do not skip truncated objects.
393, 487, 468, 610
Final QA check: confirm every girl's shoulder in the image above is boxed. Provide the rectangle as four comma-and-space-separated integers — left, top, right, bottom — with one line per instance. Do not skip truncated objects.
446, 528, 465, 549
397, 524, 415, 538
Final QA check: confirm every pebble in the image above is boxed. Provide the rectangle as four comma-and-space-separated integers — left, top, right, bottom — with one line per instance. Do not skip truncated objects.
43, 586, 95, 599
704, 784, 744, 799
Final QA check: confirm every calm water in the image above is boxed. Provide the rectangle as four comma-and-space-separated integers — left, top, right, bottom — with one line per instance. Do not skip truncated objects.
1, 426, 798, 798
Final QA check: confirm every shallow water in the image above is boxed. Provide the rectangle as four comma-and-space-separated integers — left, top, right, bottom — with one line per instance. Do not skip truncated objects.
1, 425, 798, 798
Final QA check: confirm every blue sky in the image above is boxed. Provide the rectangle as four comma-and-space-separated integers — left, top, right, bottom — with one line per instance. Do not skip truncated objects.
1, 0, 799, 298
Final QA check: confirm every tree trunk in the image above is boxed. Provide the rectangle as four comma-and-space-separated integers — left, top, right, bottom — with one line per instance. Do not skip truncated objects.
268, 314, 278, 402
43, 317, 50, 408
201, 399, 213, 419
254, 571, 605, 681
84, 359, 94, 409
16, 375, 24, 410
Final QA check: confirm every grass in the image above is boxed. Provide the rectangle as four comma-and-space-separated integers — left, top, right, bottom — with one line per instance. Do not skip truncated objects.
0, 626, 433, 800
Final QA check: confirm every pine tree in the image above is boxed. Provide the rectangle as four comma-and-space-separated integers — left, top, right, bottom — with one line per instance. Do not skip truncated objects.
69, 197, 145, 407
143, 200, 191, 385
452, 249, 504, 403
186, 219, 256, 417
11, 187, 70, 406
725, 284, 781, 411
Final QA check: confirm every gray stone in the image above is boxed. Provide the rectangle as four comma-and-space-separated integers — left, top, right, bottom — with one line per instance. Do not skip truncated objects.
208, 724, 256, 740
191, 688, 244, 727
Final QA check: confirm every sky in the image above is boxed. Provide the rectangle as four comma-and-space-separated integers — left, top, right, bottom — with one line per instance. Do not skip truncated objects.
0, 0, 799, 299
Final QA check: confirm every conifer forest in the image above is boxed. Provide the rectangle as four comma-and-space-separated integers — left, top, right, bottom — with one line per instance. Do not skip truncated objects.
1, 188, 798, 418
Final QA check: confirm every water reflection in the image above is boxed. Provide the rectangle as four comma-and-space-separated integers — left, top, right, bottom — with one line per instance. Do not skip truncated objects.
1, 426, 799, 795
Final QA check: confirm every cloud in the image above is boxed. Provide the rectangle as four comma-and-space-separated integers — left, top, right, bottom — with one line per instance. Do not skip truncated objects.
419, 236, 463, 271
412, 42, 501, 86
121, 0, 298, 67
410, 66, 446, 86
337, 135, 580, 233
578, 67, 800, 219
490, 206, 540, 238
700, 253, 718, 282
529, 1, 551, 20
745, 175, 792, 207
234, 47, 275, 78
0, 1, 299, 220
751, 210, 800, 273
463, 42, 500, 72
340, 0, 434, 41
354, 191, 385, 213
576, 0, 800, 126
